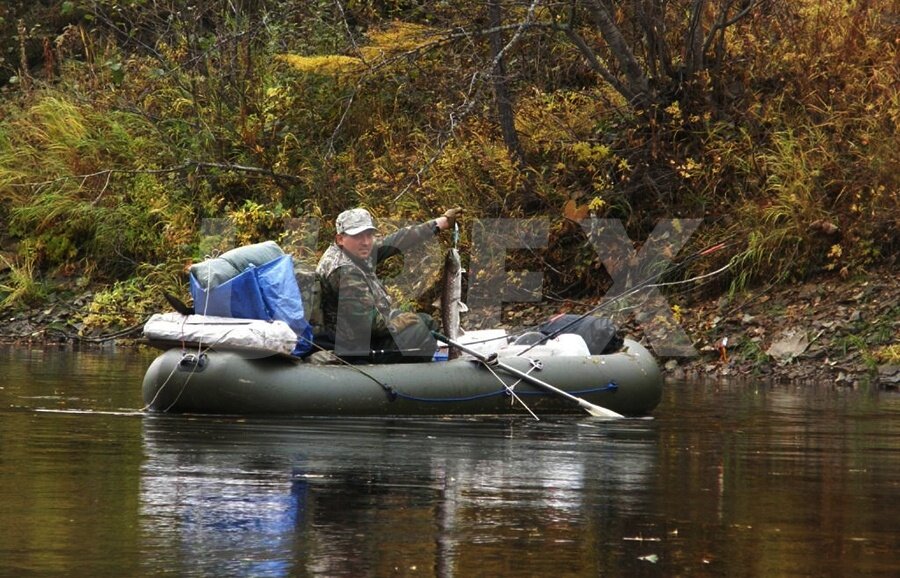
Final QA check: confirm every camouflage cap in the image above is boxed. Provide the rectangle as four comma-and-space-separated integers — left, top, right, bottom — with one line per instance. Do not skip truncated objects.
335, 208, 377, 235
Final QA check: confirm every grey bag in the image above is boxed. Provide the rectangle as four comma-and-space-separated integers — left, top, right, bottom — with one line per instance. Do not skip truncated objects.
190, 241, 285, 289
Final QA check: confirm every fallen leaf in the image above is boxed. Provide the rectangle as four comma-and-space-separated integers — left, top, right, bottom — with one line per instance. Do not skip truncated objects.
563, 199, 589, 222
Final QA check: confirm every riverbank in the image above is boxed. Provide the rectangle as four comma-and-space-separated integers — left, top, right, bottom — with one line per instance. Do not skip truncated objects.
1, 265, 897, 389
658, 265, 899, 389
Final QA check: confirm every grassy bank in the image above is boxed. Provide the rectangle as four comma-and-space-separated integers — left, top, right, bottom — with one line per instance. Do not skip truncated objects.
0, 1, 896, 381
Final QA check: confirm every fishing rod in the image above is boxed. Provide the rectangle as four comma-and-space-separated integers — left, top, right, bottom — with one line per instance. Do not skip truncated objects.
514, 239, 733, 356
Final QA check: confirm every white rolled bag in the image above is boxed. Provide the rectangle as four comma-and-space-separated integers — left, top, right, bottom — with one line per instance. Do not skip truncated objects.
143, 312, 298, 355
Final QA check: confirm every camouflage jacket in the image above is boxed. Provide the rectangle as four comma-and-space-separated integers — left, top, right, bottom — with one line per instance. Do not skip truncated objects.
315, 220, 438, 352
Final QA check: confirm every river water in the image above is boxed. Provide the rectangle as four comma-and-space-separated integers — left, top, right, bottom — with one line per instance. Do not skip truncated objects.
1, 346, 898, 577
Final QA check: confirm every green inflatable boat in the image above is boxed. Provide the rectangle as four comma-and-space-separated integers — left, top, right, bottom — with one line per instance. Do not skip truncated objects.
141, 337, 662, 417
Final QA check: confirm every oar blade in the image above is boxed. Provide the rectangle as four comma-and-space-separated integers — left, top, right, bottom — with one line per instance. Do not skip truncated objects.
578, 398, 625, 419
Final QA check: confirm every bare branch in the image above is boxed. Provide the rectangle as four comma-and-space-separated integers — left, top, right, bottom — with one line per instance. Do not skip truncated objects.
86, 1, 165, 62
489, 0, 526, 166
324, 16, 549, 158
703, 0, 759, 57
392, 0, 545, 202
586, 0, 653, 107
557, 25, 634, 102
91, 170, 114, 206
334, 0, 365, 64
685, 0, 707, 73
10, 160, 304, 190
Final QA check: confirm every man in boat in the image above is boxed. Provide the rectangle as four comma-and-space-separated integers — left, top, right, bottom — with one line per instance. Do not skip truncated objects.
315, 207, 461, 363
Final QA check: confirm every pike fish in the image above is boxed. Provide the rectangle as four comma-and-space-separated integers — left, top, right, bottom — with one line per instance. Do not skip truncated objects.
440, 247, 468, 359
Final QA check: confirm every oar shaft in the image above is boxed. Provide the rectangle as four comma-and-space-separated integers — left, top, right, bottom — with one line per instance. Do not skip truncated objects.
433, 332, 623, 418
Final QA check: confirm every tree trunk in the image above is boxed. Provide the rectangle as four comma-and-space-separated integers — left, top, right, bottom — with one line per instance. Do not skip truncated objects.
588, 1, 654, 108
488, 0, 525, 167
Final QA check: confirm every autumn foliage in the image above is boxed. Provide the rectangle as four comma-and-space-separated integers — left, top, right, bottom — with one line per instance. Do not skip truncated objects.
0, 0, 896, 323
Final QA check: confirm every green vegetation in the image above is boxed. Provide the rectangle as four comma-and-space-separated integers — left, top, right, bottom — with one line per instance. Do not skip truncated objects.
0, 0, 896, 330
0, 253, 46, 307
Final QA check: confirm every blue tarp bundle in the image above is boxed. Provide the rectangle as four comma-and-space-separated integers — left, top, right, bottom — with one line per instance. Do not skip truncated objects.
189, 245, 313, 356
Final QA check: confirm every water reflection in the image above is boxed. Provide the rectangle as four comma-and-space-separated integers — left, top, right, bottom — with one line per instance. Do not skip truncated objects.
0, 345, 155, 412
139, 416, 658, 577
3, 348, 900, 576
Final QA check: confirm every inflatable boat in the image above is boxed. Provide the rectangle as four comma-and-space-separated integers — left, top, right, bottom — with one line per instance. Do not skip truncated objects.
141, 328, 663, 417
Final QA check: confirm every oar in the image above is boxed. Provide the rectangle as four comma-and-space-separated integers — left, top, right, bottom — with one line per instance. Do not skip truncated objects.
432, 331, 624, 419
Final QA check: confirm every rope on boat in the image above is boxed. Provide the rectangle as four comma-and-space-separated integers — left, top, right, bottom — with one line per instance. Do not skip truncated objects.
142, 321, 246, 412
389, 382, 618, 404
139, 354, 187, 412
480, 358, 541, 420
297, 334, 399, 401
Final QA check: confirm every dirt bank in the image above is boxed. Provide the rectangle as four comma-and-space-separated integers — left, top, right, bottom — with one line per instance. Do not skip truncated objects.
654, 266, 899, 388
1, 266, 897, 388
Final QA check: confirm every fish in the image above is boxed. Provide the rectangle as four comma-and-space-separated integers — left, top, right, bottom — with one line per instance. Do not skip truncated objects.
439, 247, 468, 359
